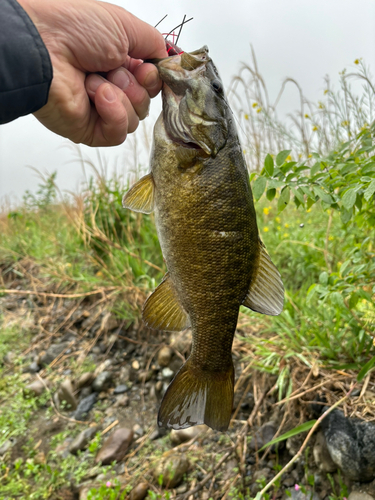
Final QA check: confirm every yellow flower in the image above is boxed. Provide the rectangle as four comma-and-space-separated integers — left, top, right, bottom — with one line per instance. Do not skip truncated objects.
263, 207, 270, 215
286, 155, 292, 161
244, 114, 249, 120
252, 102, 258, 108
313, 126, 318, 131
256, 107, 262, 113
307, 209, 311, 213
67, 263, 72, 267
324, 89, 329, 94
263, 227, 269, 232
283, 233, 289, 238
341, 120, 349, 127
308, 154, 312, 158
275, 217, 281, 223
284, 223, 289, 228
354, 59, 360, 65
304, 114, 310, 119
329, 235, 334, 241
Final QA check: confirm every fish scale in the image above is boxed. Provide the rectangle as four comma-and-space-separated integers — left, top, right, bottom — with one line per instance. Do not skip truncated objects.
123, 45, 284, 431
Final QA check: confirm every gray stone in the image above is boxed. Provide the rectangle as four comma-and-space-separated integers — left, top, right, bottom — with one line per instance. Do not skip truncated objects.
249, 421, 278, 451
95, 428, 134, 465
322, 409, 375, 481
157, 346, 173, 367
23, 379, 46, 397
129, 482, 149, 500
153, 453, 189, 488
38, 342, 69, 366
161, 367, 174, 380
23, 361, 40, 374
288, 489, 320, 500
252, 468, 270, 481
113, 384, 128, 394
69, 426, 99, 455
73, 393, 97, 420
56, 379, 77, 411
170, 425, 208, 445
0, 438, 15, 455
313, 431, 337, 473
92, 371, 112, 392
348, 493, 375, 500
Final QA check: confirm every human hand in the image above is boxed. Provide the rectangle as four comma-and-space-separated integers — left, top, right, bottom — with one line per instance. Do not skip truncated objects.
18, 0, 167, 146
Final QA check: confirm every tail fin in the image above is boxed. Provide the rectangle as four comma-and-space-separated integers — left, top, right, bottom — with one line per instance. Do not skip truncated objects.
158, 359, 234, 431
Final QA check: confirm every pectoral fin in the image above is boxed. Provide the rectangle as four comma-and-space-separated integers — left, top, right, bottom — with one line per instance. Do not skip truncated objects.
142, 273, 191, 332
122, 173, 155, 214
243, 241, 284, 316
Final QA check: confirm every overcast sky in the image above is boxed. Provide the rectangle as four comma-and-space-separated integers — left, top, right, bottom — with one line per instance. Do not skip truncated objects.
1, 0, 374, 202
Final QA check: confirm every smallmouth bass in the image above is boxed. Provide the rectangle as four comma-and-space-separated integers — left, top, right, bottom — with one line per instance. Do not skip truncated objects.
123, 46, 284, 431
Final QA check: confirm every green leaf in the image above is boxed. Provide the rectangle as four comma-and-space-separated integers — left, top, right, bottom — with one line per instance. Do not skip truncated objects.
357, 356, 375, 382
341, 188, 357, 209
276, 150, 291, 166
364, 179, 375, 201
259, 420, 316, 451
264, 154, 274, 176
310, 162, 321, 175
330, 291, 346, 311
252, 176, 267, 201
319, 271, 328, 285
349, 291, 360, 309
266, 188, 276, 201
277, 186, 290, 213
341, 208, 353, 224
313, 186, 333, 205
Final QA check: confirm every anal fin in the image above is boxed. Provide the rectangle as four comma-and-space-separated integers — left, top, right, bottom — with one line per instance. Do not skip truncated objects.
122, 173, 155, 214
158, 359, 234, 431
142, 273, 191, 332
243, 241, 284, 316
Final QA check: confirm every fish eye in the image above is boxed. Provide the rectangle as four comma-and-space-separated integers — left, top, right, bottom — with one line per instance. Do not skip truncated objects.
211, 79, 223, 93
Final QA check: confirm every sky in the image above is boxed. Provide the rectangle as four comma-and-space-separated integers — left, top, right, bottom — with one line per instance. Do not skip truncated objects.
1, 0, 374, 203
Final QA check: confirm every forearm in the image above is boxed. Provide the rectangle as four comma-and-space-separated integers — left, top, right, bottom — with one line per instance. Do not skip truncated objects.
0, 0, 52, 124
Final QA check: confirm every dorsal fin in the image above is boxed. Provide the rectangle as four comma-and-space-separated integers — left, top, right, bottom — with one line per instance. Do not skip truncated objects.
243, 241, 284, 316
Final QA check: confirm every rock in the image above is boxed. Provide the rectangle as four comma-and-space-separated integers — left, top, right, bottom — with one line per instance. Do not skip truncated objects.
0, 438, 15, 455
313, 431, 337, 473
129, 482, 149, 500
79, 484, 95, 500
161, 367, 174, 380
253, 468, 270, 482
113, 384, 128, 395
157, 346, 173, 367
94, 360, 112, 377
34, 451, 46, 464
138, 370, 154, 383
348, 493, 375, 500
119, 366, 130, 383
288, 489, 320, 500
133, 424, 144, 437
56, 379, 77, 411
95, 428, 134, 465
114, 394, 129, 408
73, 393, 97, 421
153, 453, 189, 488
76, 372, 95, 390
170, 330, 192, 354
321, 409, 375, 481
249, 421, 278, 451
92, 371, 112, 392
23, 379, 46, 397
132, 360, 140, 370
69, 426, 99, 455
38, 342, 69, 366
3, 351, 15, 365
170, 425, 208, 445
23, 361, 40, 374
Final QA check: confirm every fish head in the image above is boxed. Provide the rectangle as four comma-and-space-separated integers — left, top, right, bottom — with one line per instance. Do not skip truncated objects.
157, 47, 229, 157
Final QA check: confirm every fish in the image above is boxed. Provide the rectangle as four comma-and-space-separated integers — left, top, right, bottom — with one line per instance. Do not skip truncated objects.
122, 45, 284, 432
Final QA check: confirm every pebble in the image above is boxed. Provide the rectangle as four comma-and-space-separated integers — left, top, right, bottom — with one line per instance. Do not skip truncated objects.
157, 346, 173, 367
72, 393, 97, 421
75, 372, 95, 390
69, 426, 99, 455
92, 371, 112, 392
114, 394, 129, 408
153, 453, 189, 488
161, 367, 174, 380
113, 384, 128, 394
288, 490, 320, 500
129, 482, 149, 500
348, 493, 375, 500
0, 438, 15, 455
133, 424, 144, 437
23, 379, 46, 397
56, 379, 77, 411
94, 360, 112, 377
253, 468, 270, 481
170, 424, 208, 445
132, 360, 140, 370
313, 431, 337, 473
38, 342, 70, 366
95, 427, 134, 465
249, 421, 278, 451
23, 361, 40, 374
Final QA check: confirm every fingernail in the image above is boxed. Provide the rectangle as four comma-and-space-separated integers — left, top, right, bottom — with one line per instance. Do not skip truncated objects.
87, 75, 105, 93
112, 68, 130, 90
144, 70, 159, 89
103, 85, 116, 103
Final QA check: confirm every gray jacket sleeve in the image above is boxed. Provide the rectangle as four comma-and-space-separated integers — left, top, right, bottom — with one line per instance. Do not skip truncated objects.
0, 0, 53, 124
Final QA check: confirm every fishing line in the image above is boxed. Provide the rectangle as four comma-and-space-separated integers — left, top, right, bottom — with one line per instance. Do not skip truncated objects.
154, 14, 168, 29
